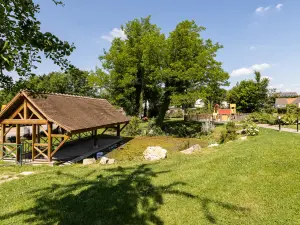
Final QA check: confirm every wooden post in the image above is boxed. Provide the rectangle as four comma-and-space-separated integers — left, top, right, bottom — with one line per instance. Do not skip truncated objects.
16, 124, 20, 162
117, 124, 121, 137
93, 130, 98, 148
0, 124, 6, 158
24, 100, 28, 119
47, 123, 52, 162
32, 124, 36, 160
37, 125, 40, 143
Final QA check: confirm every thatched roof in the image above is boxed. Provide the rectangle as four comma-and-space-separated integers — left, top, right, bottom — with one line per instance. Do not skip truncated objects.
0, 91, 130, 132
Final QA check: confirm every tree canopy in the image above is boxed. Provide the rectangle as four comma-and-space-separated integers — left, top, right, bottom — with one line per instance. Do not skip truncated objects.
227, 71, 270, 113
100, 17, 229, 125
0, 0, 75, 88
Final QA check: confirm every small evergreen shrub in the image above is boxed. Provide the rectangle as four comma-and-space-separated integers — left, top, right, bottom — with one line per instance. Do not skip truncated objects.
143, 118, 164, 136
242, 121, 259, 136
124, 117, 141, 136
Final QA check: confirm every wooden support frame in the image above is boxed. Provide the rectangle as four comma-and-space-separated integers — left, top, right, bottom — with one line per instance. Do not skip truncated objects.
1, 119, 47, 125
0, 124, 5, 158
47, 123, 52, 162
16, 124, 20, 162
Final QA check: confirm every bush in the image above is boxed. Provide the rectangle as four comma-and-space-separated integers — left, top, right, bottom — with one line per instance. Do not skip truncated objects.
281, 114, 297, 125
201, 121, 215, 135
247, 113, 278, 125
220, 122, 237, 143
124, 117, 141, 136
242, 121, 259, 136
286, 104, 298, 114
143, 118, 164, 136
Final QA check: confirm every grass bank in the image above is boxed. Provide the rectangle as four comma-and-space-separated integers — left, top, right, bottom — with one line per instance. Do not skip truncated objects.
1, 129, 300, 224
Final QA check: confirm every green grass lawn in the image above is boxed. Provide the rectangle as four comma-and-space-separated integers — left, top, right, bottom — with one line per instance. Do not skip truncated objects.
1, 129, 300, 224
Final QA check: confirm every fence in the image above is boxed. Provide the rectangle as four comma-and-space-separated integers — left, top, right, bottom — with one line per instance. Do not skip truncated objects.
0, 142, 31, 166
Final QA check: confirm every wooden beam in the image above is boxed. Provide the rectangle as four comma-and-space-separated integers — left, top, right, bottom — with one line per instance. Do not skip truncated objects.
37, 125, 40, 143
101, 128, 108, 135
16, 124, 20, 162
27, 103, 45, 120
32, 124, 36, 160
70, 122, 130, 134
116, 124, 121, 137
24, 100, 28, 119
0, 124, 5, 158
9, 104, 24, 119
47, 123, 52, 162
1, 119, 47, 125
51, 136, 69, 157
4, 125, 13, 136
34, 143, 48, 147
51, 134, 69, 138
120, 123, 128, 132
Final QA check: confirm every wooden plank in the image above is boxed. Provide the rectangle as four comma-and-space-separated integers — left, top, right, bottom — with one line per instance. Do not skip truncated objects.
120, 123, 128, 132
37, 125, 40, 143
34, 146, 48, 159
1, 119, 47, 125
116, 124, 121, 137
18, 113, 24, 119
4, 125, 12, 136
0, 124, 5, 158
32, 124, 36, 160
51, 134, 68, 138
47, 123, 52, 162
51, 136, 69, 157
70, 122, 129, 134
24, 100, 28, 119
34, 143, 48, 146
16, 124, 20, 162
9, 104, 24, 119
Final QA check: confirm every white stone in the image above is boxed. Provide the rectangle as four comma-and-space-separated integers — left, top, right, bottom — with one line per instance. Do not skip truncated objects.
107, 158, 115, 164
143, 146, 167, 161
180, 144, 201, 154
208, 143, 219, 148
83, 158, 96, 165
240, 136, 248, 141
100, 157, 109, 165
19, 171, 35, 176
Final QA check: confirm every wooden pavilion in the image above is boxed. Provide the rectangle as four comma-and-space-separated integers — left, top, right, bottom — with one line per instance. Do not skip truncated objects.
0, 91, 130, 163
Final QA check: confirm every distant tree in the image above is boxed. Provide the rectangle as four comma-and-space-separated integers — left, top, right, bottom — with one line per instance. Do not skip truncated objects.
0, 0, 75, 88
227, 71, 270, 113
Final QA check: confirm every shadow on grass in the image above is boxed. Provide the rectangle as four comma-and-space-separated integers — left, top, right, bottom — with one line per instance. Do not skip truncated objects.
0, 164, 250, 224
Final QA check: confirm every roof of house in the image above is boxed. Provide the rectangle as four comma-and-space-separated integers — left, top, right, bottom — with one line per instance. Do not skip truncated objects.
278, 92, 298, 97
0, 91, 130, 132
275, 98, 298, 105
218, 109, 231, 115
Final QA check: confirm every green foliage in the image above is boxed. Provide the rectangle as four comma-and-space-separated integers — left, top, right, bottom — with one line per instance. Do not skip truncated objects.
0, 0, 75, 87
165, 109, 184, 118
124, 117, 141, 136
281, 114, 297, 125
201, 121, 215, 135
142, 118, 164, 136
286, 104, 298, 114
242, 121, 259, 136
247, 113, 278, 125
227, 72, 270, 113
100, 17, 229, 124
220, 122, 237, 143
162, 120, 203, 138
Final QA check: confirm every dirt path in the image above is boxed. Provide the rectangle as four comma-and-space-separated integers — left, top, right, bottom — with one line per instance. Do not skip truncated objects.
258, 124, 300, 134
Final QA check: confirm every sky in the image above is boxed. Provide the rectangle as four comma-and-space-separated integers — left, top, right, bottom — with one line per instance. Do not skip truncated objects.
32, 0, 300, 92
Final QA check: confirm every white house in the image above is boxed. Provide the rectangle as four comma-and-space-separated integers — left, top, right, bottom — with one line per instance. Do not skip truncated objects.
194, 99, 205, 108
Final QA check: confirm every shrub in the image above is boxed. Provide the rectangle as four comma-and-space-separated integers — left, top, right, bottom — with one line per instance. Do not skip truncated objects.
242, 121, 259, 136
165, 109, 183, 118
286, 104, 298, 114
281, 114, 297, 125
201, 121, 215, 135
143, 118, 164, 136
246, 113, 278, 125
124, 117, 141, 136
220, 122, 237, 143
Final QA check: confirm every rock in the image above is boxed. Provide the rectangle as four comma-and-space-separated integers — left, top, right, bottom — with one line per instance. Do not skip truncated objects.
99, 157, 109, 165
240, 136, 248, 141
19, 171, 35, 176
107, 159, 115, 164
208, 143, 219, 148
180, 144, 201, 154
83, 158, 96, 165
143, 146, 167, 161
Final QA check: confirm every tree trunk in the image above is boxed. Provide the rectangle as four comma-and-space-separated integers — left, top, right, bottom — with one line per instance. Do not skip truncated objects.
156, 90, 171, 127
143, 101, 148, 117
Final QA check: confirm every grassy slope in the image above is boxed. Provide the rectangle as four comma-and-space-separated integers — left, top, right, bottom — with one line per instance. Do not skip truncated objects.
1, 129, 300, 224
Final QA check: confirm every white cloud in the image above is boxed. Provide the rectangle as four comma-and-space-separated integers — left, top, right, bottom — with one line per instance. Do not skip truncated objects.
262, 76, 273, 80
101, 28, 127, 42
250, 46, 256, 51
270, 84, 284, 89
231, 63, 271, 77
276, 4, 283, 11
255, 6, 271, 13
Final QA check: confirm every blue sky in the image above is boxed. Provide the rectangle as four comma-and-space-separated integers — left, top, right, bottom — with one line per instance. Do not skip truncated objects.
33, 0, 300, 92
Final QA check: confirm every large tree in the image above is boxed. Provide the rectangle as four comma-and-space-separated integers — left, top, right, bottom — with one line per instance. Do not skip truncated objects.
100, 16, 165, 116
155, 21, 229, 125
0, 0, 75, 88
227, 71, 270, 112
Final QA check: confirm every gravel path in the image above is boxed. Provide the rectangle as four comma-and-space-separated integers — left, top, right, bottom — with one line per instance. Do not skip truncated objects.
258, 124, 300, 134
